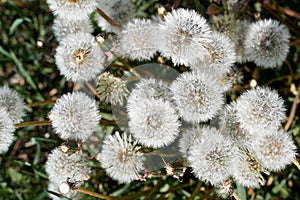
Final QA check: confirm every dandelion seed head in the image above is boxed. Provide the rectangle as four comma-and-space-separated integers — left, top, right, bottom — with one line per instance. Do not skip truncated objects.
251, 129, 297, 171
0, 108, 15, 154
235, 87, 286, 133
96, 72, 129, 105
0, 86, 25, 124
55, 33, 105, 82
50, 92, 100, 141
128, 78, 173, 103
96, 0, 135, 33
188, 126, 237, 185
127, 97, 180, 148
191, 31, 236, 75
45, 147, 91, 186
159, 8, 212, 66
118, 18, 160, 61
170, 71, 224, 123
230, 151, 266, 188
53, 16, 93, 42
98, 132, 145, 183
46, 0, 97, 20
211, 14, 250, 63
244, 19, 290, 68
219, 102, 252, 148
178, 125, 204, 158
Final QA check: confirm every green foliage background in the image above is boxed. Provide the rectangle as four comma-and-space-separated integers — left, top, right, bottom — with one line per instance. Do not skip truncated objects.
0, 0, 300, 199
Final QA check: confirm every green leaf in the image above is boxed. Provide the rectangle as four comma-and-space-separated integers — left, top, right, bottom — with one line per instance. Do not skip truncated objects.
237, 184, 247, 200
7, 167, 23, 183
9, 17, 31, 35
9, 51, 38, 90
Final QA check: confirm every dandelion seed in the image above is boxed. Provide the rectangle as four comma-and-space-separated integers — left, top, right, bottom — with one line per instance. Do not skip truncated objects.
50, 92, 100, 141
127, 97, 180, 148
188, 126, 237, 185
55, 32, 105, 82
170, 70, 224, 123
53, 16, 94, 42
45, 147, 91, 187
96, 72, 129, 105
118, 18, 160, 61
235, 86, 286, 133
46, 0, 97, 20
230, 150, 267, 188
98, 132, 145, 183
244, 19, 290, 68
250, 129, 297, 171
159, 8, 212, 66
96, 0, 135, 33
191, 31, 236, 75
0, 86, 25, 124
0, 108, 15, 154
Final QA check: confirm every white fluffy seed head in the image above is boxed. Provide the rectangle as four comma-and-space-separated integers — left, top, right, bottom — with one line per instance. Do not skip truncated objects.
187, 126, 237, 185
235, 86, 286, 133
0, 86, 25, 124
55, 32, 105, 82
50, 91, 100, 141
178, 125, 204, 158
244, 19, 290, 68
127, 78, 173, 103
53, 16, 94, 42
191, 31, 236, 75
230, 150, 267, 188
250, 129, 297, 171
45, 147, 91, 186
96, 0, 135, 33
118, 18, 160, 61
98, 132, 145, 183
0, 108, 15, 154
159, 8, 212, 66
127, 97, 180, 148
210, 14, 250, 63
46, 0, 97, 20
96, 72, 129, 105
219, 102, 253, 148
170, 70, 224, 123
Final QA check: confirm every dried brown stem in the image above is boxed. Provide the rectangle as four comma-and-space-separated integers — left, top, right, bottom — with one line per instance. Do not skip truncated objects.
16, 120, 51, 128
75, 187, 117, 200
96, 7, 120, 28
284, 83, 300, 131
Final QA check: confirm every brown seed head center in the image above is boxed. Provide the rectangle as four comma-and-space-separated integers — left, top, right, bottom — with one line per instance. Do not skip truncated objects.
72, 49, 87, 66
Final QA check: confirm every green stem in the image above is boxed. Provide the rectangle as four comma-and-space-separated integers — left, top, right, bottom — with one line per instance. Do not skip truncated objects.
188, 181, 202, 200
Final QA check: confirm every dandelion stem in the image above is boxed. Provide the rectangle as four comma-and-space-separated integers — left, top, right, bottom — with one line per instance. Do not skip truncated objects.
25, 100, 56, 107
16, 120, 51, 128
85, 82, 102, 100
232, 191, 242, 200
292, 158, 300, 170
284, 83, 300, 131
188, 181, 202, 200
75, 187, 117, 200
96, 7, 120, 28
